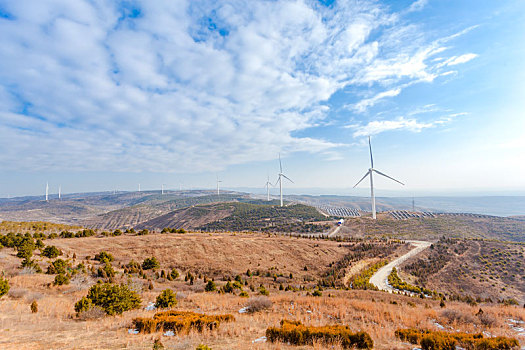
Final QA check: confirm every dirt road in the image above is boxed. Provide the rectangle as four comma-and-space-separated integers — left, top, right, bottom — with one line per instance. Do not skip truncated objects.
369, 240, 432, 292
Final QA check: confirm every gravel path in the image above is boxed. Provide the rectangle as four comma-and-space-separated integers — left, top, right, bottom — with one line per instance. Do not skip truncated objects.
369, 240, 432, 292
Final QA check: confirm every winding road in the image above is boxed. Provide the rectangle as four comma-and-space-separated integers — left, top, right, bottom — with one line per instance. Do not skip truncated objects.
369, 240, 432, 292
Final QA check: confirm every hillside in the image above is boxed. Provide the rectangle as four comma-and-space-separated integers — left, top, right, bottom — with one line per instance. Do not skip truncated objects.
337, 214, 525, 242
135, 202, 330, 233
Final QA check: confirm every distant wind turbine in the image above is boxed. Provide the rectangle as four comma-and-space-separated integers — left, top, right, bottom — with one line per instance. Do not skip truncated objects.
275, 153, 294, 207
216, 175, 222, 196
58, 185, 61, 200
353, 136, 405, 219
138, 183, 141, 192
161, 184, 165, 195
45, 182, 49, 201
264, 175, 273, 201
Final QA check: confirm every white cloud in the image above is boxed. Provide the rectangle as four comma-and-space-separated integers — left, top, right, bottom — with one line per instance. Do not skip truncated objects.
407, 0, 428, 13
0, 0, 479, 173
438, 53, 478, 67
352, 88, 401, 113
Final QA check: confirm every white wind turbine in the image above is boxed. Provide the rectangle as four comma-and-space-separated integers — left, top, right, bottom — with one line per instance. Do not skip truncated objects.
264, 174, 273, 201
275, 154, 293, 207
45, 182, 49, 201
353, 136, 405, 219
58, 185, 61, 200
216, 175, 222, 196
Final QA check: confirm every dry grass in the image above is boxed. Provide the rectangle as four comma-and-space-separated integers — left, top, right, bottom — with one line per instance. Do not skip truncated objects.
1, 232, 524, 349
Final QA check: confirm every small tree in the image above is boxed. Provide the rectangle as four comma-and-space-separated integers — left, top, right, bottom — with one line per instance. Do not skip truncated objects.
30, 300, 38, 313
205, 280, 217, 292
155, 289, 177, 309
142, 257, 160, 270
54, 274, 70, 286
42, 245, 62, 259
94, 251, 114, 262
0, 276, 9, 297
79, 282, 141, 316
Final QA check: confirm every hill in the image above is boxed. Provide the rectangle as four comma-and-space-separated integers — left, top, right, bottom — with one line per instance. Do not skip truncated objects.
136, 202, 330, 233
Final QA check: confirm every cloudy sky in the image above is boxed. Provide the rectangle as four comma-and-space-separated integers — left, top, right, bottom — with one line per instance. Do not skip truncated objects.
1, 0, 524, 197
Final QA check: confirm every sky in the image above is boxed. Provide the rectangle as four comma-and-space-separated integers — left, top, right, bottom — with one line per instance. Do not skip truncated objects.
1, 0, 524, 198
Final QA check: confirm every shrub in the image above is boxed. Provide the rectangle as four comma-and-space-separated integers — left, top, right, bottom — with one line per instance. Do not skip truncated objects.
245, 296, 272, 313
196, 345, 212, 350
94, 251, 114, 262
138, 229, 149, 236
54, 274, 70, 286
152, 338, 164, 350
42, 245, 62, 259
30, 300, 38, 313
155, 289, 177, 309
313, 289, 323, 297
349, 260, 387, 290
142, 257, 160, 270
239, 291, 249, 297
258, 286, 269, 296
169, 269, 179, 280
395, 328, 519, 350
388, 267, 433, 295
205, 281, 216, 292
0, 276, 10, 297
75, 296, 93, 314
266, 319, 373, 349
46, 259, 70, 275
76, 282, 142, 316
133, 310, 235, 334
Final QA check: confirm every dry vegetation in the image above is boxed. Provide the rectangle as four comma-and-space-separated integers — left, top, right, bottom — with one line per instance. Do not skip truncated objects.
1, 225, 524, 349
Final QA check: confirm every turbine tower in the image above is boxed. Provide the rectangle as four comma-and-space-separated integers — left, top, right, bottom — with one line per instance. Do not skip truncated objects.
353, 136, 405, 219
275, 153, 293, 207
216, 175, 222, 196
58, 185, 61, 200
45, 182, 49, 201
264, 175, 273, 201
161, 184, 164, 195
138, 183, 141, 192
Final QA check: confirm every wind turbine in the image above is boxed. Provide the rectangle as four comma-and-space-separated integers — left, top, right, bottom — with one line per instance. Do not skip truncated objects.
275, 153, 293, 207
353, 136, 404, 219
216, 175, 222, 196
138, 183, 141, 192
161, 184, 165, 195
45, 182, 49, 201
58, 185, 61, 200
264, 175, 273, 201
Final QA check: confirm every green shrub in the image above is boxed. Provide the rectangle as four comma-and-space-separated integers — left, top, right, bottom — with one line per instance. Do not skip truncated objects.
395, 328, 519, 350
349, 261, 387, 290
46, 259, 70, 275
196, 345, 212, 350
169, 269, 179, 279
76, 282, 141, 316
142, 257, 160, 270
74, 296, 92, 314
133, 310, 235, 334
258, 286, 269, 296
155, 289, 177, 309
205, 280, 216, 292
42, 245, 62, 259
312, 289, 322, 297
388, 268, 433, 295
94, 251, 114, 262
0, 276, 10, 297
266, 319, 373, 349
54, 273, 70, 286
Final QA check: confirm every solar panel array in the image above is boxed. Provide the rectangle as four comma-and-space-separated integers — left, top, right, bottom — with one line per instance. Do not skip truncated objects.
317, 205, 361, 217
389, 210, 436, 220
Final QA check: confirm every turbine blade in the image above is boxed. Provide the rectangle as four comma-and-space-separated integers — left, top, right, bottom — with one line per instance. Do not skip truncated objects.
274, 176, 281, 187
373, 169, 405, 186
368, 136, 374, 168
353, 171, 370, 188
281, 174, 294, 183
279, 153, 282, 173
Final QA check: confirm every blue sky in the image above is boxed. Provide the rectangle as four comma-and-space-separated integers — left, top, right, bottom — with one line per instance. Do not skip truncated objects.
0, 0, 524, 197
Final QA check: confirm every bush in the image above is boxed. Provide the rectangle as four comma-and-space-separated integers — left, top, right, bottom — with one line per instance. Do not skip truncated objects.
349, 261, 387, 290
46, 259, 70, 275
94, 251, 114, 262
169, 269, 179, 280
155, 289, 177, 309
266, 319, 373, 349
245, 296, 272, 313
74, 296, 93, 314
142, 257, 160, 270
42, 245, 62, 259
395, 328, 519, 350
196, 345, 212, 350
0, 276, 10, 297
205, 280, 216, 292
258, 286, 269, 296
133, 310, 234, 334
30, 300, 38, 313
54, 274, 70, 286
76, 282, 142, 316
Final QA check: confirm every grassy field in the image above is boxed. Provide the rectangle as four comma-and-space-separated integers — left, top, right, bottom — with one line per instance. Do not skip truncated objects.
1, 231, 524, 349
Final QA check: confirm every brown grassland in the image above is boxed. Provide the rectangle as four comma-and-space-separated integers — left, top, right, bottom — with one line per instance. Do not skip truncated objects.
0, 231, 524, 349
